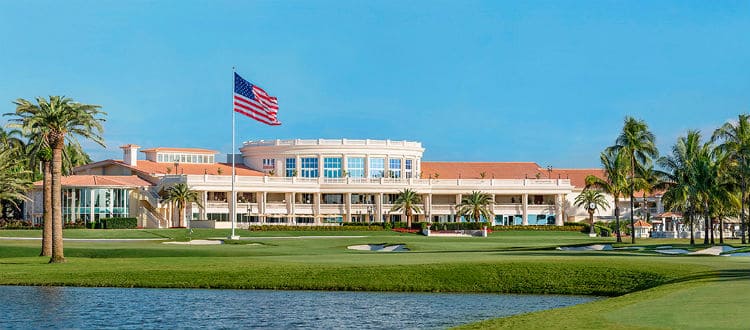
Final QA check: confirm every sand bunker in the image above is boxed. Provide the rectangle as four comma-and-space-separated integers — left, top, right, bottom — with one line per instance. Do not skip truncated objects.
689, 246, 739, 256
163, 239, 223, 245
557, 244, 613, 251
653, 249, 690, 255
347, 244, 409, 252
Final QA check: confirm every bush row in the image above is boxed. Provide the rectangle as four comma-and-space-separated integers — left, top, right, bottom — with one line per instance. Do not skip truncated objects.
247, 225, 385, 231
100, 217, 138, 229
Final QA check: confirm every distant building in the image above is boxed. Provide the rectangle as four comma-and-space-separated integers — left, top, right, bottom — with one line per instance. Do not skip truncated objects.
25, 139, 661, 228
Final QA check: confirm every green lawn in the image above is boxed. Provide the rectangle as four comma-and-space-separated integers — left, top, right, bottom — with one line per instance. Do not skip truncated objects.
0, 229, 748, 329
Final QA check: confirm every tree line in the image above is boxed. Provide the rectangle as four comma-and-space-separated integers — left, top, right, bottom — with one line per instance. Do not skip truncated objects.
1, 96, 105, 263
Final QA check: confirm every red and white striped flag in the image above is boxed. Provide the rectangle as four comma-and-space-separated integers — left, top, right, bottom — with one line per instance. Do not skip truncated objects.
233, 73, 280, 126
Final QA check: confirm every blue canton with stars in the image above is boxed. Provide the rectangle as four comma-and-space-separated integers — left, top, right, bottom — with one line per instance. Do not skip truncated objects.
234, 73, 256, 100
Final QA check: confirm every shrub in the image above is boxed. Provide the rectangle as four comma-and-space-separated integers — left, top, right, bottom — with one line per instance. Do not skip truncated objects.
431, 222, 489, 231
0, 219, 36, 229
492, 225, 585, 232
100, 217, 138, 229
247, 225, 384, 231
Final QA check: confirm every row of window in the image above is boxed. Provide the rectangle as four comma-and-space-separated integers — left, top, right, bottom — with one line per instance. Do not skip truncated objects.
157, 153, 215, 164
276, 157, 415, 178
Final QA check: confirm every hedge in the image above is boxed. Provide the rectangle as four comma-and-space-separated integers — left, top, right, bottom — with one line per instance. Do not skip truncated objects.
247, 225, 384, 231
100, 217, 138, 229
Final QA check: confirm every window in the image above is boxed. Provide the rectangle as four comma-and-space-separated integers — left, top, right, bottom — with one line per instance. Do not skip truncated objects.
285, 158, 296, 177
389, 159, 401, 178
405, 159, 413, 178
300, 157, 319, 178
347, 157, 365, 178
323, 157, 342, 178
322, 194, 343, 204
369, 158, 384, 178
262, 158, 276, 170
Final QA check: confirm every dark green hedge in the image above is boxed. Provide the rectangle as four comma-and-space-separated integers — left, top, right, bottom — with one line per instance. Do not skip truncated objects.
100, 217, 138, 229
247, 225, 384, 231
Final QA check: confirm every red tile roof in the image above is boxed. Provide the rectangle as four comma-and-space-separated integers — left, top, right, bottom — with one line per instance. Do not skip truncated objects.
420, 162, 604, 188
633, 220, 652, 228
140, 147, 218, 154
34, 175, 153, 187
421, 162, 544, 180
131, 160, 263, 176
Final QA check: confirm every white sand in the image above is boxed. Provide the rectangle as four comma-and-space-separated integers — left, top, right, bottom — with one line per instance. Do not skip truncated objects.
653, 249, 689, 255
347, 244, 409, 252
689, 246, 739, 256
163, 239, 223, 245
558, 244, 613, 251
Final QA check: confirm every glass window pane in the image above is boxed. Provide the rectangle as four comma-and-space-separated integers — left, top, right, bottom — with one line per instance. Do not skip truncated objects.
300, 157, 319, 178
369, 158, 384, 178
286, 158, 296, 177
346, 157, 365, 178
323, 157, 341, 178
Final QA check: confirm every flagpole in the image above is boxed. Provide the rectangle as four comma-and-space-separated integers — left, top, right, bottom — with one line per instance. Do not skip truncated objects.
230, 66, 238, 240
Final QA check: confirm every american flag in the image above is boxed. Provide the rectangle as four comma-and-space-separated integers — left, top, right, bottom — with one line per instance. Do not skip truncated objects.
234, 73, 280, 126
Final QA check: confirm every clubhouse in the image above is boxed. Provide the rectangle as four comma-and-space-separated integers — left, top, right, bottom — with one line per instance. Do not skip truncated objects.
25, 139, 661, 228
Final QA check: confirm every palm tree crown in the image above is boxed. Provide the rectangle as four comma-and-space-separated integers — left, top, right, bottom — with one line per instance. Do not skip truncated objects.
161, 183, 203, 228
574, 189, 609, 234
455, 191, 494, 223
390, 188, 422, 228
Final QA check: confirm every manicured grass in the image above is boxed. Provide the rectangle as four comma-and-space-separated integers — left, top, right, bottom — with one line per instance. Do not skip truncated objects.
0, 229, 748, 329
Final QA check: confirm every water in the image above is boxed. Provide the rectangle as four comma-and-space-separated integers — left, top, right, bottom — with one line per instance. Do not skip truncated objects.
0, 286, 596, 329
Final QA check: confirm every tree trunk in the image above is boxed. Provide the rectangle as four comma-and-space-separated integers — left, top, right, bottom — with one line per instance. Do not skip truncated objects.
406, 209, 412, 229
742, 179, 746, 244
40, 161, 52, 256
630, 156, 636, 244
719, 216, 724, 245
689, 211, 695, 246
589, 210, 595, 235
614, 197, 622, 243
180, 204, 186, 228
703, 201, 710, 245
50, 142, 65, 263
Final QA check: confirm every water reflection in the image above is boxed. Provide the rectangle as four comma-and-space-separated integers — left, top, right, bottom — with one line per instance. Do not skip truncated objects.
0, 286, 596, 329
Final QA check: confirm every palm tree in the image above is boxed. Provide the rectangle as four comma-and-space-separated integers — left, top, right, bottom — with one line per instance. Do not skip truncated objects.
634, 165, 666, 223
712, 114, 750, 244
574, 189, 610, 235
456, 191, 494, 224
7, 96, 105, 263
0, 147, 31, 215
63, 143, 92, 175
586, 149, 630, 242
389, 188, 422, 228
161, 183, 202, 229
608, 116, 658, 244
658, 131, 703, 246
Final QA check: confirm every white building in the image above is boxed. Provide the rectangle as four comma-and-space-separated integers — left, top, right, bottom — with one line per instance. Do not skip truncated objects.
27, 138, 662, 229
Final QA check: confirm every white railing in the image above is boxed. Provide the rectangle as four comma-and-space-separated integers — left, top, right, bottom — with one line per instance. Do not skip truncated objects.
181, 174, 572, 190
242, 138, 423, 149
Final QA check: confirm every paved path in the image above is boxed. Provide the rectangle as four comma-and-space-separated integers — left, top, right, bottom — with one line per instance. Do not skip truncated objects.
0, 237, 167, 243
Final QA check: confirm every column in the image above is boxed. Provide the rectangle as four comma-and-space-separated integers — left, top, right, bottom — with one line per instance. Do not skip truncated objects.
341, 154, 348, 178
227, 190, 235, 225
365, 155, 370, 179
200, 191, 207, 220
555, 194, 563, 226
260, 192, 267, 224
522, 193, 529, 226
295, 155, 301, 177
286, 192, 294, 223
424, 194, 432, 223
455, 194, 462, 222
376, 192, 383, 223
317, 155, 324, 178
315, 192, 322, 224
345, 192, 352, 223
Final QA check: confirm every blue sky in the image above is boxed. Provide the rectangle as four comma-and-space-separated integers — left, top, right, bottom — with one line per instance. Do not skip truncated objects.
1, 1, 748, 168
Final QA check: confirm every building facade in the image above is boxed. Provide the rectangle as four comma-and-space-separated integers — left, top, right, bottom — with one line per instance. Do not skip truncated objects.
28, 138, 662, 229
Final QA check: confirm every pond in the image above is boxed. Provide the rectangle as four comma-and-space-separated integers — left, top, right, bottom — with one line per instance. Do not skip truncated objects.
0, 286, 596, 329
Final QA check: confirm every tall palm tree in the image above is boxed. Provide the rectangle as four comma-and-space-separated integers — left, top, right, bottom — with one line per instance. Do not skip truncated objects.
7, 96, 105, 263
586, 149, 630, 242
456, 191, 493, 224
658, 131, 703, 246
390, 188, 422, 228
161, 183, 202, 228
574, 189, 610, 235
712, 114, 750, 244
608, 116, 658, 244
